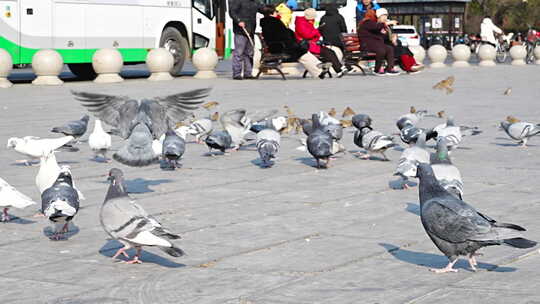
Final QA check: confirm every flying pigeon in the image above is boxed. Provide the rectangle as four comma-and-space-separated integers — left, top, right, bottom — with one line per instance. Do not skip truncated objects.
416, 163, 536, 273
88, 120, 112, 162
353, 126, 395, 161
100, 168, 185, 264
307, 114, 333, 168
0, 177, 37, 222
431, 138, 463, 199
71, 88, 209, 167
36, 152, 85, 200
161, 130, 186, 170
51, 114, 90, 141
256, 129, 280, 167
500, 119, 540, 147
41, 167, 80, 240
7, 135, 75, 166
205, 130, 233, 155
394, 133, 430, 189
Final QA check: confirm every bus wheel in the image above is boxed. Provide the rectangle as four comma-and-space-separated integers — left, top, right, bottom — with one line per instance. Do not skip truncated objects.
68, 63, 97, 80
160, 27, 189, 76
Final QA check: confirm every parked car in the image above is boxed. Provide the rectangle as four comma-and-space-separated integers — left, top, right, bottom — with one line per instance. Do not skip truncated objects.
392, 25, 421, 46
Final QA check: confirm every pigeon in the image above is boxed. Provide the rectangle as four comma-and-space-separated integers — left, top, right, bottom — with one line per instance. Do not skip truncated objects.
7, 135, 75, 166
36, 152, 85, 200
397, 106, 427, 127
318, 111, 340, 126
416, 163, 536, 273
394, 133, 430, 189
161, 130, 186, 170
431, 138, 463, 199
72, 88, 209, 167
351, 114, 373, 130
88, 120, 112, 162
250, 116, 287, 133
0, 177, 37, 222
205, 130, 233, 155
500, 119, 540, 147
184, 117, 213, 143
256, 129, 280, 167
353, 126, 395, 161
219, 109, 252, 149
41, 167, 80, 240
51, 114, 90, 141
396, 119, 438, 145
433, 76, 455, 94
306, 114, 333, 168
433, 117, 462, 151
100, 168, 185, 264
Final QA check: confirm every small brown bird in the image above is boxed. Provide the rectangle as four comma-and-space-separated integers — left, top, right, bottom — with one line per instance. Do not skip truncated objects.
503, 88, 512, 96
340, 120, 353, 128
210, 112, 219, 121
202, 101, 219, 110
410, 106, 417, 114
342, 106, 356, 118
433, 76, 455, 94
328, 108, 337, 117
284, 105, 294, 117
175, 122, 187, 128
437, 110, 446, 118
506, 116, 520, 123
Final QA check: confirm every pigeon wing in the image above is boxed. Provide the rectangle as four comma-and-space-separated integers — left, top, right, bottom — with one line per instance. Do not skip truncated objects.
0, 178, 36, 209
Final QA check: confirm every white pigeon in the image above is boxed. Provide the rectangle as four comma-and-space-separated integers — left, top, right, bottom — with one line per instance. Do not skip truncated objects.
88, 120, 112, 162
0, 177, 37, 222
434, 117, 462, 152
220, 109, 252, 149
318, 111, 340, 126
7, 136, 74, 166
394, 133, 430, 189
36, 152, 85, 200
184, 118, 213, 143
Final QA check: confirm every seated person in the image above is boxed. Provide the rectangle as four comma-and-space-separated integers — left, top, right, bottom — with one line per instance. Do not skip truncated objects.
388, 34, 424, 74
356, 0, 380, 24
357, 8, 400, 76
295, 8, 348, 77
319, 4, 348, 51
260, 5, 330, 79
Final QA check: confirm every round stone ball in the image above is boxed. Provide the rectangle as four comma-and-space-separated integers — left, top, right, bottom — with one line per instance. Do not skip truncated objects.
192, 47, 218, 71
146, 48, 174, 73
509, 45, 527, 62
409, 45, 426, 63
427, 45, 447, 64
0, 48, 13, 77
452, 44, 471, 62
92, 48, 123, 74
478, 44, 496, 61
32, 49, 64, 76
534, 46, 540, 60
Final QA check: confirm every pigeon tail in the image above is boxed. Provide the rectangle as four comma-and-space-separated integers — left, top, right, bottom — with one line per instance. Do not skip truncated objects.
114, 145, 159, 167
503, 237, 537, 249
493, 222, 527, 231
159, 245, 185, 257
153, 226, 181, 240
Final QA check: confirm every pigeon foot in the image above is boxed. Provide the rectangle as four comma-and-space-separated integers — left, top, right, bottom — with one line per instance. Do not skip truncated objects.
1, 208, 10, 222
112, 247, 130, 260
125, 257, 143, 264
429, 261, 458, 273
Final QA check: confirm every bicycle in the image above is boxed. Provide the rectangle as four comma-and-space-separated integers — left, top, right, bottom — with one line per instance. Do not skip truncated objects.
525, 28, 540, 64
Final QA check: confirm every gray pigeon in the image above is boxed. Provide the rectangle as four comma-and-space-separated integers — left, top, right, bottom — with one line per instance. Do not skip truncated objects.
300, 119, 313, 136
41, 167, 80, 240
394, 133, 430, 189
433, 117, 462, 151
100, 168, 185, 264
431, 138, 463, 199
417, 163, 536, 273
307, 114, 333, 168
256, 129, 280, 167
51, 115, 90, 140
351, 114, 372, 130
72, 88, 209, 167
205, 130, 233, 155
500, 121, 540, 147
353, 127, 395, 161
396, 118, 438, 145
161, 130, 186, 170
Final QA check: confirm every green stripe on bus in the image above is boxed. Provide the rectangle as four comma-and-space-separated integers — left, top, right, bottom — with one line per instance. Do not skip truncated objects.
0, 36, 150, 64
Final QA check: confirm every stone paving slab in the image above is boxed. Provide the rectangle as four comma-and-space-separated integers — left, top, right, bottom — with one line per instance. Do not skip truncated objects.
0, 63, 539, 303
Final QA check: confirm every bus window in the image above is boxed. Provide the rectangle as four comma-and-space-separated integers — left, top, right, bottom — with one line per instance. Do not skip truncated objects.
316, 0, 346, 10
194, 0, 214, 18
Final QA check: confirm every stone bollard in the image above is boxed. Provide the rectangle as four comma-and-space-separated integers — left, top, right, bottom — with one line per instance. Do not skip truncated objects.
509, 45, 527, 66
0, 49, 13, 88
92, 48, 124, 83
535, 46, 540, 65
451, 44, 471, 67
427, 45, 447, 68
409, 45, 426, 64
146, 48, 174, 81
32, 49, 64, 85
478, 44, 496, 67
192, 47, 218, 79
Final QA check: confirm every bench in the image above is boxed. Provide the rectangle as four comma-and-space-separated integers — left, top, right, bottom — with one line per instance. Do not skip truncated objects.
255, 33, 289, 80
341, 33, 377, 75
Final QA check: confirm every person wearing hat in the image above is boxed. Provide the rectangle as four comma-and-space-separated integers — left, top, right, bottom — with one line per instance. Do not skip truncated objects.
275, 0, 293, 27
358, 8, 400, 76
295, 8, 348, 77
356, 0, 380, 24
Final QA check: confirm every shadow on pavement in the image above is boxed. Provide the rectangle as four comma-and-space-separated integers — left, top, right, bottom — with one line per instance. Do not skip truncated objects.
99, 240, 186, 268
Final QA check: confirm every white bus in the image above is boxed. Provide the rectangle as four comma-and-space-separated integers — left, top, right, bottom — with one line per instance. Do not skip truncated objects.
0, 0, 221, 78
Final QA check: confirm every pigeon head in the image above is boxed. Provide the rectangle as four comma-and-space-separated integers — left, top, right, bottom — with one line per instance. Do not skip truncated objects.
396, 117, 413, 131
6, 137, 20, 149
446, 116, 456, 127
81, 115, 90, 123
415, 163, 435, 179
107, 168, 124, 184
435, 138, 451, 163
352, 114, 372, 130
258, 140, 278, 167
57, 166, 74, 185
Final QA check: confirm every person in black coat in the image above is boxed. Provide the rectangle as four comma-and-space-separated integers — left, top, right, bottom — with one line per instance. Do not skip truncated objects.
319, 4, 347, 50
260, 6, 305, 61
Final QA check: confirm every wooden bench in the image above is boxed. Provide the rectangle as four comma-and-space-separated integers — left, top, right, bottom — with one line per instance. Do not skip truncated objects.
255, 33, 289, 80
341, 33, 377, 75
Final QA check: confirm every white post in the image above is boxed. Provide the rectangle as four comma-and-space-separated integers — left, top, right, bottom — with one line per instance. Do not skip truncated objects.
32, 49, 64, 85
146, 48, 174, 81
192, 48, 218, 79
427, 45, 447, 68
0, 49, 13, 88
478, 45, 496, 67
451, 44, 471, 67
92, 48, 124, 83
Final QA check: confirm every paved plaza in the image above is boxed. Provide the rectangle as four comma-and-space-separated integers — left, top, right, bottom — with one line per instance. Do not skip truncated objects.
1, 62, 540, 304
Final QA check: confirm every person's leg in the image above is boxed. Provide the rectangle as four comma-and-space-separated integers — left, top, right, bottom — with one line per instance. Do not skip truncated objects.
232, 34, 247, 78
400, 54, 416, 72
368, 44, 386, 72
243, 35, 254, 77
384, 44, 395, 70
298, 52, 323, 78
319, 47, 343, 72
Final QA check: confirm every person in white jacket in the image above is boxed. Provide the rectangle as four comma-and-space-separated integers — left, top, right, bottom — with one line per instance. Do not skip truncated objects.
480, 16, 503, 46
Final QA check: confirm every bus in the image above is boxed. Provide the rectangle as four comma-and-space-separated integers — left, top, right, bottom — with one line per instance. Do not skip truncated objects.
0, 0, 221, 78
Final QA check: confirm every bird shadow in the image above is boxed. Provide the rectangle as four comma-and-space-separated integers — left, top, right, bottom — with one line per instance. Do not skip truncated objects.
250, 158, 275, 169
405, 203, 421, 216
294, 157, 328, 169
491, 142, 529, 147
42, 224, 80, 241
124, 178, 174, 194
379, 243, 517, 273
98, 240, 186, 268
389, 178, 417, 190
10, 161, 39, 167
57, 160, 80, 165
3, 216, 36, 225
351, 153, 390, 162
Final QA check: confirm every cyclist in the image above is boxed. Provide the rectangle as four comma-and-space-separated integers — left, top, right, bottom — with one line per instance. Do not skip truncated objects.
480, 16, 503, 47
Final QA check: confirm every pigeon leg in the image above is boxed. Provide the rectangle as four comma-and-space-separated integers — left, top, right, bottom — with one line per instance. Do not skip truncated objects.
359, 153, 371, 160
1, 208, 9, 222
112, 246, 130, 260
380, 151, 390, 161
325, 157, 331, 168
316, 159, 320, 169
33, 212, 45, 217
429, 260, 458, 273
126, 247, 143, 264
520, 139, 528, 148
62, 223, 69, 233
468, 254, 478, 272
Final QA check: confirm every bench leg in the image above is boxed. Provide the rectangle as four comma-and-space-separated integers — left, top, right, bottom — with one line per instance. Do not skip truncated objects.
274, 68, 287, 80
302, 70, 308, 78
255, 70, 263, 79
354, 64, 366, 76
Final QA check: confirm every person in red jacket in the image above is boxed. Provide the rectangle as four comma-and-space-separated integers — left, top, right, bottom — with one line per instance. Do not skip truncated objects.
295, 8, 347, 77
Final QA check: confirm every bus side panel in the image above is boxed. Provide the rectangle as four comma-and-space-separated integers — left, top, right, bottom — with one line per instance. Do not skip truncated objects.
53, 1, 88, 63
143, 6, 193, 49
0, 1, 21, 64
19, 0, 53, 63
